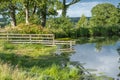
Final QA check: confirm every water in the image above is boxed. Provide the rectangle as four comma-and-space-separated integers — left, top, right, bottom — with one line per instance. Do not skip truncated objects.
70, 37, 120, 79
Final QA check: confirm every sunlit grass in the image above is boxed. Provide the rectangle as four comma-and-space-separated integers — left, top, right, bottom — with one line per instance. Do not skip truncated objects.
0, 40, 83, 80
0, 62, 37, 80
0, 40, 56, 57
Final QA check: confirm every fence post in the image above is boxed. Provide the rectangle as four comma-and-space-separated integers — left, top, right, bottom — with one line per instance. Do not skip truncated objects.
7, 32, 8, 41
70, 41, 72, 51
52, 34, 55, 45
29, 34, 31, 43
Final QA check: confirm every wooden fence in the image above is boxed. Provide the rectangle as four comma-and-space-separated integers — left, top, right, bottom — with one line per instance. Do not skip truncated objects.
0, 34, 55, 46
0, 33, 75, 52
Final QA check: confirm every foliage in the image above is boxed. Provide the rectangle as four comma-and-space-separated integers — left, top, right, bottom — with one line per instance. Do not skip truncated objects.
117, 3, 120, 24
90, 3, 119, 26
73, 24, 120, 38
34, 0, 59, 27
76, 27, 90, 37
0, 0, 60, 27
89, 25, 120, 36
76, 14, 88, 27
5, 23, 51, 34
46, 17, 74, 38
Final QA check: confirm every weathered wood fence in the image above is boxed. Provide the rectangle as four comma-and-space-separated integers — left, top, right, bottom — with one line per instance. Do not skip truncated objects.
0, 33, 75, 52
0, 34, 55, 46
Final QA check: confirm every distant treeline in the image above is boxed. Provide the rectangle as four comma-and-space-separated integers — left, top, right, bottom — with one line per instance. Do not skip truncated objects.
70, 17, 91, 23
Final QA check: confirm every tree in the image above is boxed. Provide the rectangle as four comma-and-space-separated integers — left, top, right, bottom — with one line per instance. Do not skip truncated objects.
46, 17, 74, 37
76, 14, 88, 27
117, 47, 120, 76
61, 0, 80, 17
18, 0, 36, 25
9, 0, 17, 27
117, 3, 120, 11
0, 0, 18, 27
36, 0, 58, 27
90, 3, 119, 26
117, 3, 120, 24
23, 0, 31, 25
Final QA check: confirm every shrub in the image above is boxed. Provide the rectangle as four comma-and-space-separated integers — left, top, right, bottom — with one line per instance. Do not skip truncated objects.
5, 23, 51, 34
76, 27, 89, 37
46, 17, 74, 38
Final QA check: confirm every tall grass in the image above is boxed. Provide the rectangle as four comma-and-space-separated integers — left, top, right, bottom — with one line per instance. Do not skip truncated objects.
0, 61, 84, 80
0, 40, 56, 57
0, 62, 37, 80
0, 40, 84, 80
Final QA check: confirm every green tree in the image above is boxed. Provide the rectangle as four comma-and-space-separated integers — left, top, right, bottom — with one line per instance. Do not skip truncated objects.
61, 0, 80, 17
117, 3, 120, 24
0, 0, 18, 27
76, 14, 88, 27
20, 0, 33, 25
117, 47, 120, 77
90, 3, 119, 26
46, 17, 74, 37
16, 0, 40, 25
35, 0, 58, 27
15, 0, 58, 27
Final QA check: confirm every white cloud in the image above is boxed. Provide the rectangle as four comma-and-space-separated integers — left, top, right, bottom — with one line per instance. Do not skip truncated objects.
96, 56, 119, 77
67, 2, 100, 17
66, 0, 119, 17
70, 43, 120, 78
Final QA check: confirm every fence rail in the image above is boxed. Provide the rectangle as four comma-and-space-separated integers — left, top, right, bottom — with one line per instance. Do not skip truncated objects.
0, 33, 55, 45
0, 33, 75, 52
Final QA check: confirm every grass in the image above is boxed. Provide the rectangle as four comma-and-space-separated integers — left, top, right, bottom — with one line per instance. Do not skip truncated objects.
0, 62, 37, 80
0, 61, 83, 80
0, 40, 85, 80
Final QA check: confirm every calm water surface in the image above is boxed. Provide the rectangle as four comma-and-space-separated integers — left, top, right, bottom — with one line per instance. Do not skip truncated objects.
70, 37, 120, 78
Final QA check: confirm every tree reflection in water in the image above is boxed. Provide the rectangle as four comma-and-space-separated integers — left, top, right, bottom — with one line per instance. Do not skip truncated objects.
117, 47, 120, 77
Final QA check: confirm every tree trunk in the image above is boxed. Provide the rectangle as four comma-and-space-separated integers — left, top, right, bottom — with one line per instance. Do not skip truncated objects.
25, 7, 29, 25
62, 0, 67, 17
32, 4, 36, 15
40, 3, 47, 27
9, 5, 16, 27
62, 0, 80, 17
41, 10, 46, 27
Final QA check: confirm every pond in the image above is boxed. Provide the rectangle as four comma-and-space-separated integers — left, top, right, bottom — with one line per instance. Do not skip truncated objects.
70, 37, 120, 79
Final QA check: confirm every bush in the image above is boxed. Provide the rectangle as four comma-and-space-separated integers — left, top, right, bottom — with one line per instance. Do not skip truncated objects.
46, 17, 74, 38
76, 27, 89, 37
89, 25, 120, 36
5, 23, 51, 34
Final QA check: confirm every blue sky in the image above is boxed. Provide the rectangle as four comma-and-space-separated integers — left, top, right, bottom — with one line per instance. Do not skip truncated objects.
64, 0, 120, 17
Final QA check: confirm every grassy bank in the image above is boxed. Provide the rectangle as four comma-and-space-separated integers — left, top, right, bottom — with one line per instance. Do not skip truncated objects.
0, 40, 86, 80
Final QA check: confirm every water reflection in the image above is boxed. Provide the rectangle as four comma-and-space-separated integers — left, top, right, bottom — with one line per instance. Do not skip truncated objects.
117, 47, 120, 77
70, 37, 120, 79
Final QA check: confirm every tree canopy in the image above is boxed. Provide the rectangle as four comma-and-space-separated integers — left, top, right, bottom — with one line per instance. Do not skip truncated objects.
90, 3, 119, 26
0, 0, 59, 27
76, 14, 88, 27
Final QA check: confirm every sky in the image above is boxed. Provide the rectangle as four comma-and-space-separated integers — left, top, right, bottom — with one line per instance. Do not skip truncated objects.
62, 0, 120, 17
